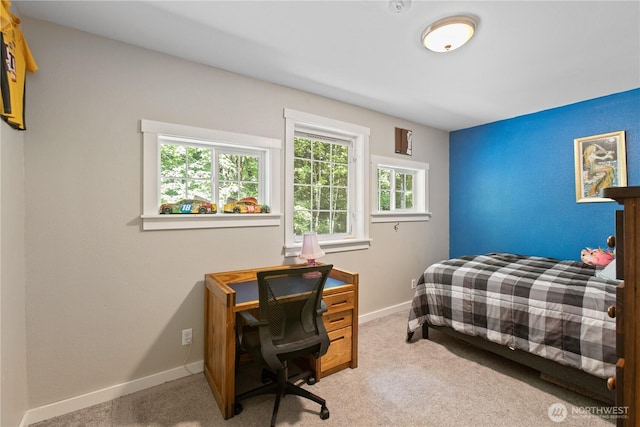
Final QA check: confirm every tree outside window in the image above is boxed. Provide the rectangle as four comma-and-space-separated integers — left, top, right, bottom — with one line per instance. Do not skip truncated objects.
218, 152, 260, 207
394, 171, 413, 210
160, 143, 213, 203
378, 168, 391, 211
159, 141, 263, 210
293, 135, 349, 237
377, 167, 414, 211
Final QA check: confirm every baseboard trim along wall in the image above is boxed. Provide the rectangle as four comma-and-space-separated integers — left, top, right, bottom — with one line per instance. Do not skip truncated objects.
359, 301, 411, 324
22, 361, 204, 426
20, 302, 412, 426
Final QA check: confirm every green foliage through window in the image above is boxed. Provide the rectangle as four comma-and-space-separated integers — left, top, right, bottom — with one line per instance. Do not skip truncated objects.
160, 143, 213, 203
218, 153, 260, 207
293, 135, 349, 237
377, 167, 414, 211
159, 140, 263, 208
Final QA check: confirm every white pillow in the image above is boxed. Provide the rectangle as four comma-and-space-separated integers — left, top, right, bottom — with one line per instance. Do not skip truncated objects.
596, 261, 620, 282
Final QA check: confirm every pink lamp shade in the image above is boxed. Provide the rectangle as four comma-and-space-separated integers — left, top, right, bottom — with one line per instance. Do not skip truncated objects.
299, 232, 325, 265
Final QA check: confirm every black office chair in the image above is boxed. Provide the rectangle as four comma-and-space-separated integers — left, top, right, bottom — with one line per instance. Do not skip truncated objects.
234, 264, 333, 426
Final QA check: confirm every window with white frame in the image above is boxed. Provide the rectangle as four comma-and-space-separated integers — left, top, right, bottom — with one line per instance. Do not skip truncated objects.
293, 133, 349, 236
284, 109, 371, 256
377, 167, 414, 211
371, 155, 431, 223
141, 119, 281, 230
159, 138, 265, 208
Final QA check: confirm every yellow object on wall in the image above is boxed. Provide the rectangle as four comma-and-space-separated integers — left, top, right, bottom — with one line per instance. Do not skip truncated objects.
1, 0, 37, 130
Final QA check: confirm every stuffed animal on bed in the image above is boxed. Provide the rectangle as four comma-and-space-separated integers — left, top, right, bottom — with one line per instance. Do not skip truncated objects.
580, 247, 614, 266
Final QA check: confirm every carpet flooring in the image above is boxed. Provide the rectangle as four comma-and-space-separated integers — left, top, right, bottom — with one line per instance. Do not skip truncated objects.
31, 311, 616, 426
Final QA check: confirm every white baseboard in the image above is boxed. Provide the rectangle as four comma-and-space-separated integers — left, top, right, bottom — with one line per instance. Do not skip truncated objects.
359, 300, 411, 324
22, 361, 203, 426
20, 303, 411, 426
19, 413, 28, 427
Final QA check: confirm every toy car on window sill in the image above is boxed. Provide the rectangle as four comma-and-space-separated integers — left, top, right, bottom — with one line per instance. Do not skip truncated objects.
223, 197, 270, 214
159, 199, 217, 214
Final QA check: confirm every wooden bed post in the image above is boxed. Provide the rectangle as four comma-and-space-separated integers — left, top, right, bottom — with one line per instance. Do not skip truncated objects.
603, 186, 640, 427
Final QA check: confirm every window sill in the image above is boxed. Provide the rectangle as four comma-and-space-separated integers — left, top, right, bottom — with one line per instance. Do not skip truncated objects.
371, 212, 432, 223
283, 238, 372, 257
141, 213, 282, 231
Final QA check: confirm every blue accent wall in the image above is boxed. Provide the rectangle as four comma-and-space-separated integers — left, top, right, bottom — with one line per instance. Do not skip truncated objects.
450, 89, 640, 261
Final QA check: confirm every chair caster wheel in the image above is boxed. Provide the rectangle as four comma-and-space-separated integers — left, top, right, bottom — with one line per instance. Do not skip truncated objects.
319, 406, 330, 420
307, 376, 317, 385
234, 403, 243, 415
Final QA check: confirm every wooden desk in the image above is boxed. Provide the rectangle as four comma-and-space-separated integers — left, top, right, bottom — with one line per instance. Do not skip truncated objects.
204, 264, 359, 419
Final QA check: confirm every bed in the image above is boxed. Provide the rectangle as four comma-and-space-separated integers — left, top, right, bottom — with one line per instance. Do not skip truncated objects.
407, 253, 619, 402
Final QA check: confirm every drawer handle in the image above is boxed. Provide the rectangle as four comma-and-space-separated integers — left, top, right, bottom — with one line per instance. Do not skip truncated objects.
607, 305, 616, 318
330, 336, 346, 343
330, 300, 349, 307
329, 317, 346, 324
607, 376, 616, 391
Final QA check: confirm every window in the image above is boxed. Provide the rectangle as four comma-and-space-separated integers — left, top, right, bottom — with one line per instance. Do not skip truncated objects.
371, 155, 431, 223
293, 134, 349, 236
217, 151, 262, 207
284, 109, 370, 256
159, 138, 265, 208
377, 167, 414, 211
141, 120, 281, 230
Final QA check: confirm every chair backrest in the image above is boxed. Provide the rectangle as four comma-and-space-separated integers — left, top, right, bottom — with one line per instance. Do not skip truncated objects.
255, 264, 333, 370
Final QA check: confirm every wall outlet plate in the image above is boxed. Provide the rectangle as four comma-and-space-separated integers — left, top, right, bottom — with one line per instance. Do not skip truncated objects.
182, 328, 192, 346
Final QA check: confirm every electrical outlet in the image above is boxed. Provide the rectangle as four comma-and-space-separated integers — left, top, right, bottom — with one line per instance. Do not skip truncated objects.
411, 279, 417, 289
182, 328, 192, 346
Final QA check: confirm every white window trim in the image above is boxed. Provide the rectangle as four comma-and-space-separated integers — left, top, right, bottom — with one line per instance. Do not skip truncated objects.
370, 154, 432, 223
140, 119, 281, 231
283, 109, 371, 257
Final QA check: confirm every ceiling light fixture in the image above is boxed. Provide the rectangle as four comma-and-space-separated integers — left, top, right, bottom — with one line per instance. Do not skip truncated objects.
421, 16, 477, 53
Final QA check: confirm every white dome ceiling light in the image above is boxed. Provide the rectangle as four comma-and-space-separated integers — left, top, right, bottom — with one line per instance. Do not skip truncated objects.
422, 16, 477, 53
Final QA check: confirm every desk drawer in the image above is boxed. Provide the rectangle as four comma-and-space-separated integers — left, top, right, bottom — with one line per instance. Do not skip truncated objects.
323, 291, 354, 313
321, 327, 352, 373
323, 310, 352, 333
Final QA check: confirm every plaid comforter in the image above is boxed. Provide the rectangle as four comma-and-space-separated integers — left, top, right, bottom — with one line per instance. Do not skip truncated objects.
407, 253, 618, 378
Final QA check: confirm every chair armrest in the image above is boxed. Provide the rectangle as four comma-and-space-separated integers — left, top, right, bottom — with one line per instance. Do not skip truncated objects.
238, 310, 267, 327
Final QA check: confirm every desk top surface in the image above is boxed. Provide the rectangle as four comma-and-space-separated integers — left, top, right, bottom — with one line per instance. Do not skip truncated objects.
229, 277, 347, 304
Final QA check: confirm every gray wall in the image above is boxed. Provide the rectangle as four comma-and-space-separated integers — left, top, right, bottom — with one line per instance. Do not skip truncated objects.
1, 120, 28, 425
22, 18, 449, 408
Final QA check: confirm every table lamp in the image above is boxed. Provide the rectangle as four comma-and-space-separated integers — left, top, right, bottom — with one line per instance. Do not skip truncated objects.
299, 232, 325, 277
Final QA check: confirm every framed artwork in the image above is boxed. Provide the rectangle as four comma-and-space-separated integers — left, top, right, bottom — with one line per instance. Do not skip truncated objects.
574, 130, 627, 202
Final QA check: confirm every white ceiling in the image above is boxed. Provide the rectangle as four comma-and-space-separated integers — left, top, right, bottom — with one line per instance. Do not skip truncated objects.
15, 0, 640, 131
